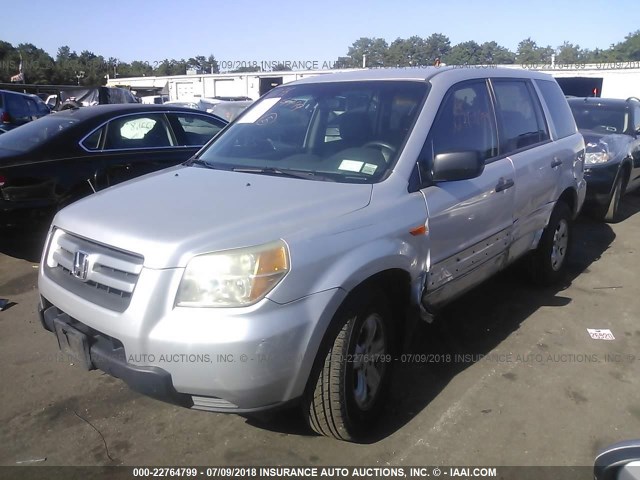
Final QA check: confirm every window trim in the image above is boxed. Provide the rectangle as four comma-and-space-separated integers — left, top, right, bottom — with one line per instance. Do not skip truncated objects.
79, 111, 224, 153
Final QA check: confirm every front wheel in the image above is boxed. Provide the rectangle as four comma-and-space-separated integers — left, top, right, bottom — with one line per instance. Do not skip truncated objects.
303, 289, 394, 441
603, 174, 624, 223
527, 202, 572, 285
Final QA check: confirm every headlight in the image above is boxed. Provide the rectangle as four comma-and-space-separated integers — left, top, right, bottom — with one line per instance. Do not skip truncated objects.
584, 151, 610, 165
585, 141, 611, 165
176, 240, 289, 307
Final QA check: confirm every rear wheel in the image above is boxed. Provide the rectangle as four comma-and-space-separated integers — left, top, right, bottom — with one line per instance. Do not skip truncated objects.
527, 202, 572, 285
303, 289, 393, 441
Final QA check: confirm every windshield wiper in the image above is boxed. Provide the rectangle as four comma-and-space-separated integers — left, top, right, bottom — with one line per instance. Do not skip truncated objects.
231, 167, 334, 181
185, 158, 216, 169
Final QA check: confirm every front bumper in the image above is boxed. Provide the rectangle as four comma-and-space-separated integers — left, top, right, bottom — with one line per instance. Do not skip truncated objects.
38, 264, 346, 412
40, 304, 193, 408
583, 163, 619, 205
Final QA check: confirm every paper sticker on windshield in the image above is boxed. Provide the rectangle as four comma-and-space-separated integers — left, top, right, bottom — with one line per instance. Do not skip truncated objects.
361, 163, 378, 175
587, 328, 615, 340
339, 160, 364, 172
236, 98, 280, 124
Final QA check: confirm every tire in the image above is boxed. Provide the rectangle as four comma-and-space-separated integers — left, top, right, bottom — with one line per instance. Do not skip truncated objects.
528, 202, 572, 285
303, 289, 394, 441
602, 174, 624, 223
59, 100, 81, 111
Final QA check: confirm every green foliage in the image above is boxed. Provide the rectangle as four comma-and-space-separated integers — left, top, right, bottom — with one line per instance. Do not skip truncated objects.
346, 37, 389, 67
0, 32, 639, 86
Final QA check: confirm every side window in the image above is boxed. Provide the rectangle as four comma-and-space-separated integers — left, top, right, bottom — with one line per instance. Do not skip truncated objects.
25, 98, 40, 117
169, 114, 224, 146
104, 115, 173, 150
419, 80, 498, 180
634, 105, 640, 133
535, 79, 577, 139
6, 95, 30, 122
492, 80, 549, 153
82, 127, 105, 151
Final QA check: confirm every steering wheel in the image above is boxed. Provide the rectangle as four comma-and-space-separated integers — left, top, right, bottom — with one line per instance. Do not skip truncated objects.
362, 141, 397, 162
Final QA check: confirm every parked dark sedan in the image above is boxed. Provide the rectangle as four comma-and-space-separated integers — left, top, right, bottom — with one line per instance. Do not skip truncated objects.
0, 104, 227, 227
568, 97, 640, 222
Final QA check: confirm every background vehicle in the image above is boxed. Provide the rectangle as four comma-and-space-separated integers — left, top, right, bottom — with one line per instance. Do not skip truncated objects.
140, 95, 170, 105
0, 89, 50, 131
165, 97, 252, 116
208, 100, 252, 121
0, 104, 226, 227
38, 68, 585, 442
568, 97, 640, 222
54, 86, 140, 110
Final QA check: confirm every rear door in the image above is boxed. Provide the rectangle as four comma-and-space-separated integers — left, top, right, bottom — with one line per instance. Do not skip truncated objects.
418, 79, 516, 306
85, 113, 189, 188
490, 78, 556, 259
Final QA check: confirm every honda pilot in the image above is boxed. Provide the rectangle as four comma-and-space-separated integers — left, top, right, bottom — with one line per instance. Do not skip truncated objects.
38, 67, 586, 441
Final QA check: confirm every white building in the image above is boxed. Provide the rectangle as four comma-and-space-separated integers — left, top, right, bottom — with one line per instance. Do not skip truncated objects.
107, 63, 640, 101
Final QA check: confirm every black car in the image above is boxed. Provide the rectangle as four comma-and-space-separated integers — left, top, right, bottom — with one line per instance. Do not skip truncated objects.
0, 104, 227, 227
0, 89, 50, 132
568, 97, 640, 222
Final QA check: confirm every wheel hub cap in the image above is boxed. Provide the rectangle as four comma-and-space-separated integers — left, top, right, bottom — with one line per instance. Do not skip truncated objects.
551, 219, 569, 271
352, 313, 387, 411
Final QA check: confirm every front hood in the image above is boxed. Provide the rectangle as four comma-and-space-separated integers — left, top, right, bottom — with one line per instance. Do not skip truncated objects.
580, 129, 632, 159
54, 165, 373, 268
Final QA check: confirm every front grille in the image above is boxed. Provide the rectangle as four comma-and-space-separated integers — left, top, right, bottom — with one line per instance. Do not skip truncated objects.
44, 229, 144, 312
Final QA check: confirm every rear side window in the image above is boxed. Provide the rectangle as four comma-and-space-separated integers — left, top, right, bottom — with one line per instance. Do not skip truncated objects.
535, 79, 577, 139
82, 127, 104, 150
6, 94, 30, 120
492, 80, 549, 154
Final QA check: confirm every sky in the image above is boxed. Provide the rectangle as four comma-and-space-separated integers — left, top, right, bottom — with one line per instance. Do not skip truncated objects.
1, 0, 637, 64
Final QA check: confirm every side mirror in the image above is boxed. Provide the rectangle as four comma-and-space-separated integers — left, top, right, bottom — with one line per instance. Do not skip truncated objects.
431, 151, 484, 182
595, 440, 640, 480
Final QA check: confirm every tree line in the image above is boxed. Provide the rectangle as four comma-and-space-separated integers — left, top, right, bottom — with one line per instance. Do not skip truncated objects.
0, 30, 638, 86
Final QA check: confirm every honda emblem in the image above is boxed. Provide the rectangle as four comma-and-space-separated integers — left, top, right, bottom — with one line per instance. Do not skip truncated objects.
72, 250, 90, 281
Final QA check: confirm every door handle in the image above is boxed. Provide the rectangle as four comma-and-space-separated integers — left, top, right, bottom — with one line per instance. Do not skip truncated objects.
551, 157, 563, 168
495, 178, 514, 192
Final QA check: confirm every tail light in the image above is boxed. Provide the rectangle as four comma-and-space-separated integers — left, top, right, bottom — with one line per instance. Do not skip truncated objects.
1, 111, 10, 123
0, 175, 6, 187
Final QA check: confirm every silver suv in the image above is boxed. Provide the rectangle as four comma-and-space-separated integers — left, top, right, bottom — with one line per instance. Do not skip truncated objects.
38, 67, 586, 441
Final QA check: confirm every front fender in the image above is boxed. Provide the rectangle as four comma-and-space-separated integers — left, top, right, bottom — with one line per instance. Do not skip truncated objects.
269, 227, 426, 306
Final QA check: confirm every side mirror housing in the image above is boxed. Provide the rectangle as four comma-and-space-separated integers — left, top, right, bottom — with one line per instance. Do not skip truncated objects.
431, 151, 484, 182
595, 440, 640, 480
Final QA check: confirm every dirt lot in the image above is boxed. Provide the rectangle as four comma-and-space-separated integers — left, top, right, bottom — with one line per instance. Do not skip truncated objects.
1, 197, 639, 468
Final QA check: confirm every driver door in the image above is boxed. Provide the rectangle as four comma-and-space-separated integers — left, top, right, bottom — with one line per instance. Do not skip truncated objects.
418, 79, 516, 307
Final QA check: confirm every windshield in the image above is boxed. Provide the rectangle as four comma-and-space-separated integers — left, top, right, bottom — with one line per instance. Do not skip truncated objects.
570, 104, 629, 134
195, 81, 428, 183
0, 114, 78, 152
